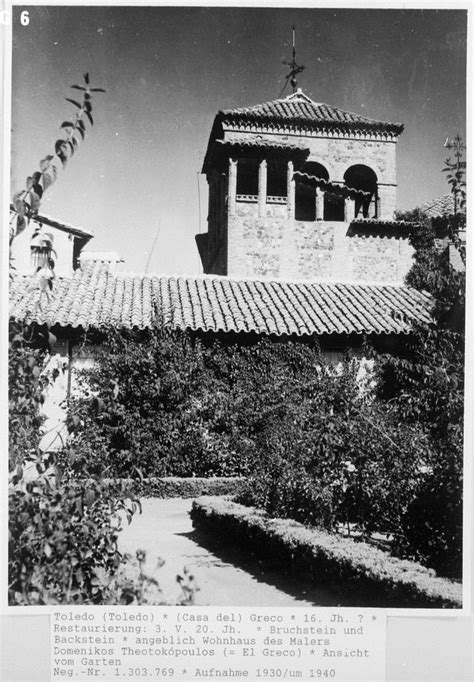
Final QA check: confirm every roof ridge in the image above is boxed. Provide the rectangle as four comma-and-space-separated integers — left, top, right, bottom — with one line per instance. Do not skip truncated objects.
218, 93, 403, 133
77, 266, 409, 289
10, 270, 432, 335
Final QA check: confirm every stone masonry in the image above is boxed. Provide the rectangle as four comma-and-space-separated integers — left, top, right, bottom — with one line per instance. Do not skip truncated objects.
198, 90, 413, 284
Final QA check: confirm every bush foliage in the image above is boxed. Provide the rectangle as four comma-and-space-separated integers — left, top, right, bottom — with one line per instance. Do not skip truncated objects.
9, 479, 139, 605
8, 322, 48, 471
67, 330, 433, 562
8, 321, 143, 605
379, 204, 465, 576
191, 497, 462, 608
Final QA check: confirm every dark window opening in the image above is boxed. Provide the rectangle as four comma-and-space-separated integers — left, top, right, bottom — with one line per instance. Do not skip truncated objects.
295, 162, 329, 222
267, 161, 287, 198
344, 165, 378, 219
295, 180, 316, 221
236, 158, 259, 196
324, 192, 345, 221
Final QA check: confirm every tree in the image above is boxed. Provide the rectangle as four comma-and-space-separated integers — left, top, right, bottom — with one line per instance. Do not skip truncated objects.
377, 145, 466, 577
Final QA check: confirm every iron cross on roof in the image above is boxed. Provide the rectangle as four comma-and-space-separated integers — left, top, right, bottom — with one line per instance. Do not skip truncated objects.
281, 26, 305, 96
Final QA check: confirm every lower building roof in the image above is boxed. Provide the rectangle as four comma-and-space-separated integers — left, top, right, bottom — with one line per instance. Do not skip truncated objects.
419, 193, 462, 218
9, 260, 432, 337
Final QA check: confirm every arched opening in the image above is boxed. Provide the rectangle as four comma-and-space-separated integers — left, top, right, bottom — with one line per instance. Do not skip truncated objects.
344, 165, 378, 219
323, 191, 345, 221
295, 162, 329, 221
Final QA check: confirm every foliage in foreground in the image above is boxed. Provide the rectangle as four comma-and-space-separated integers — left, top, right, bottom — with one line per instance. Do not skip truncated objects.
8, 322, 49, 471
8, 321, 200, 606
9, 479, 139, 605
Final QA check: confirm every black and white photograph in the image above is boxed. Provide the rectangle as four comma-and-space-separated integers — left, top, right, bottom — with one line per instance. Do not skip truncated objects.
2, 1, 472, 679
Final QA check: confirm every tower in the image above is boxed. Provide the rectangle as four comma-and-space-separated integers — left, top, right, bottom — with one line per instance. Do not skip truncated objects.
197, 89, 411, 283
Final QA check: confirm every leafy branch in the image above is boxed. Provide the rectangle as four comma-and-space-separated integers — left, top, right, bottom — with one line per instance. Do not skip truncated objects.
9, 73, 105, 283
442, 134, 466, 216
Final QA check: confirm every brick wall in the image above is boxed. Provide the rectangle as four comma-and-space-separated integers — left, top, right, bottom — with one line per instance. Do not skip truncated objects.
225, 129, 398, 220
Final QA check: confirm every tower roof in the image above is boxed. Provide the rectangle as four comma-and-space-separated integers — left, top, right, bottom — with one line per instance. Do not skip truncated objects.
219, 89, 404, 136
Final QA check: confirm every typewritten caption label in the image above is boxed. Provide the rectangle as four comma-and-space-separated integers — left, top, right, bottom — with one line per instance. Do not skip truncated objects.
50, 608, 386, 681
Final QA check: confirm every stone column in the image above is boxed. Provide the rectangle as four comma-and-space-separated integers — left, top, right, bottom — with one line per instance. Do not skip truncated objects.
258, 159, 267, 217
344, 196, 353, 222
315, 187, 324, 221
228, 158, 237, 217
374, 192, 380, 219
287, 160, 295, 219
377, 184, 397, 220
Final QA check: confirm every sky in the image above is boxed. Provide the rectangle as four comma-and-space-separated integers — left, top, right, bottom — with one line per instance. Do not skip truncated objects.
10, 4, 467, 275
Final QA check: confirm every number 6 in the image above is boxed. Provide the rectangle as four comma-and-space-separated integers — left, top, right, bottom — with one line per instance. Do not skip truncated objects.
20, 10, 29, 25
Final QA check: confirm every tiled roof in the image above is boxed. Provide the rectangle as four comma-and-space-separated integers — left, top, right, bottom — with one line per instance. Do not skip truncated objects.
216, 139, 309, 153
9, 260, 432, 337
294, 171, 370, 198
419, 193, 464, 218
10, 204, 94, 239
351, 218, 417, 230
202, 137, 309, 174
220, 90, 404, 135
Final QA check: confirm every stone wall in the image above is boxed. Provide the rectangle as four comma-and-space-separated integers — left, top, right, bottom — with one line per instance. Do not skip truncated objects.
203, 125, 404, 279
227, 201, 414, 283
225, 129, 398, 220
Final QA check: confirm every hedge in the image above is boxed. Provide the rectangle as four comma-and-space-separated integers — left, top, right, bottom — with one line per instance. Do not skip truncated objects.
190, 497, 462, 609
93, 477, 246, 499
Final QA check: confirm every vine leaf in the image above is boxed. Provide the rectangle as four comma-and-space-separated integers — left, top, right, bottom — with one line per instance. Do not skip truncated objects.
39, 155, 54, 172
85, 110, 94, 126
42, 166, 57, 191
71, 84, 86, 91
12, 191, 25, 215
32, 183, 43, 199
65, 98, 82, 109
15, 215, 27, 236
55, 139, 67, 154
29, 190, 41, 212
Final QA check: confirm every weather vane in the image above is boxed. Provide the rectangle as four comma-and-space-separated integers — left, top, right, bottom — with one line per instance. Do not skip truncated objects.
280, 25, 305, 97
444, 134, 465, 158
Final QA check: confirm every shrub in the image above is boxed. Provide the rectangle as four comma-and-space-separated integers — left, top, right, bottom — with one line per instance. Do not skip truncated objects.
65, 329, 327, 479
8, 321, 48, 470
98, 476, 246, 499
191, 497, 462, 608
8, 478, 140, 605
400, 453, 463, 578
376, 203, 465, 577
239, 361, 426, 540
